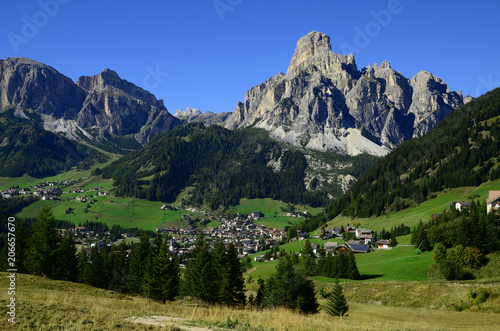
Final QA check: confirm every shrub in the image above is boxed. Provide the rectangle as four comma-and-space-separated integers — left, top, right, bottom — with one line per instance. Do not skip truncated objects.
432, 243, 447, 263
439, 259, 474, 280
473, 288, 490, 305
462, 247, 484, 269
439, 260, 462, 280
446, 245, 465, 265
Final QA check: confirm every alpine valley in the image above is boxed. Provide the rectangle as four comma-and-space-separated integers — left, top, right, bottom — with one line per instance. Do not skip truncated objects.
1, 30, 500, 331
0, 31, 468, 203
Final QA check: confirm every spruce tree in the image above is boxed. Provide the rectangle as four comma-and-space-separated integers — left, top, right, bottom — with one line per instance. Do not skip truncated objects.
267, 255, 319, 314
55, 232, 78, 281
325, 279, 349, 317
88, 245, 107, 289
218, 243, 246, 306
389, 232, 398, 247
127, 233, 151, 294
299, 239, 316, 276
212, 239, 226, 300
77, 248, 89, 284
255, 276, 266, 308
149, 239, 180, 303
163, 249, 180, 302
183, 234, 217, 303
26, 205, 61, 278
110, 241, 128, 292
347, 250, 361, 280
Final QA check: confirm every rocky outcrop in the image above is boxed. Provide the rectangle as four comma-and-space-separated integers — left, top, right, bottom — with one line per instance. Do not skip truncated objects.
224, 31, 464, 155
0, 57, 180, 147
174, 107, 231, 126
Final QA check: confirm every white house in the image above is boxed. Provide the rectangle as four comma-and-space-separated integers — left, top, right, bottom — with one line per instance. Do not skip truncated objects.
487, 191, 500, 214
451, 201, 471, 212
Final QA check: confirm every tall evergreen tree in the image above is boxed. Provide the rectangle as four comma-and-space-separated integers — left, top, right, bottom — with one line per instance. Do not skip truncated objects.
389, 232, 398, 248
88, 245, 107, 289
163, 249, 180, 302
149, 239, 179, 303
299, 239, 316, 276
254, 276, 266, 308
55, 232, 78, 281
266, 254, 319, 314
183, 234, 218, 303
346, 250, 361, 280
325, 279, 349, 317
77, 248, 90, 284
127, 233, 151, 294
218, 243, 246, 306
110, 241, 128, 292
26, 205, 61, 278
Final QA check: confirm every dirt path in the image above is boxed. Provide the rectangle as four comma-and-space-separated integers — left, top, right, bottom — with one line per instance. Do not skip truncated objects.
124, 316, 214, 330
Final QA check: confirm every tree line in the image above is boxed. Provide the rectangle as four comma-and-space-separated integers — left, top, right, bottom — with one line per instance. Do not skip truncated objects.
291, 88, 500, 234
99, 123, 327, 208
410, 201, 500, 280
0, 206, 361, 315
0, 108, 107, 178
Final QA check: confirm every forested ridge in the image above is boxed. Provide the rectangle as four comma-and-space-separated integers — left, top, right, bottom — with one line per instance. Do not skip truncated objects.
287, 88, 500, 234
327, 87, 500, 219
100, 123, 328, 208
0, 108, 107, 178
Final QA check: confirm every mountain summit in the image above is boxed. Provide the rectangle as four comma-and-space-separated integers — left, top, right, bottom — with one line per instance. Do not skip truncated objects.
0, 57, 180, 150
225, 31, 464, 155
287, 31, 333, 73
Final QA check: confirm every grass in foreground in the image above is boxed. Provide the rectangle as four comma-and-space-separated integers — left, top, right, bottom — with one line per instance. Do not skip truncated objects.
1, 272, 498, 331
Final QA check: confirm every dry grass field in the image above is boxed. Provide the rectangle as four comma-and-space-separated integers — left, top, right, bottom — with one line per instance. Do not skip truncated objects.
1, 272, 498, 330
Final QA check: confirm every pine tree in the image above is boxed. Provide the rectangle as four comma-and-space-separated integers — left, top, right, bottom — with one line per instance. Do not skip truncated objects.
26, 205, 61, 278
266, 255, 319, 314
55, 232, 78, 281
212, 239, 226, 300
254, 276, 266, 308
110, 241, 128, 292
163, 250, 180, 302
389, 232, 398, 247
299, 239, 316, 276
347, 250, 361, 280
218, 243, 246, 306
77, 248, 89, 284
88, 245, 107, 289
182, 234, 218, 303
127, 233, 151, 294
325, 279, 349, 317
149, 239, 179, 303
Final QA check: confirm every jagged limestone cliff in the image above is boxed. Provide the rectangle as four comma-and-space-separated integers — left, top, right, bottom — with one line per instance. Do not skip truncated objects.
225, 31, 464, 155
0, 57, 180, 147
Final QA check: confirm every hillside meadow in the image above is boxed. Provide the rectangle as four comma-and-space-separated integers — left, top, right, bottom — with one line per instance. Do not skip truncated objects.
1, 272, 498, 331
16, 196, 192, 230
325, 179, 500, 233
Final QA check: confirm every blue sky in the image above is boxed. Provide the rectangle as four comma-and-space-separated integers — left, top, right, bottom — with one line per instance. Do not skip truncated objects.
1, 0, 499, 114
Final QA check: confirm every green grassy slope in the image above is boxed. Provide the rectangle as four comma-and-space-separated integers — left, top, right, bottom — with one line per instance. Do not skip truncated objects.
2, 272, 498, 331
16, 196, 192, 230
326, 178, 500, 233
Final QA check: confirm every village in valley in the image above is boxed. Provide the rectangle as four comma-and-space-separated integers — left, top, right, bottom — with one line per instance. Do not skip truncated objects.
3, 177, 500, 265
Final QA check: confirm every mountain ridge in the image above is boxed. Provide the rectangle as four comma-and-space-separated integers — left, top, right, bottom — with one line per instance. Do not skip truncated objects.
0, 57, 180, 151
223, 31, 465, 155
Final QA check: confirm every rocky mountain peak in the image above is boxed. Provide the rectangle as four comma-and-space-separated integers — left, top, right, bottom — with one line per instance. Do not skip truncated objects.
287, 31, 332, 73
174, 107, 202, 118
77, 68, 125, 91
224, 31, 464, 155
0, 57, 179, 148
